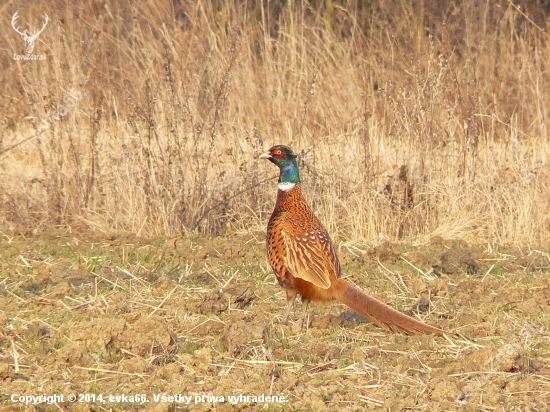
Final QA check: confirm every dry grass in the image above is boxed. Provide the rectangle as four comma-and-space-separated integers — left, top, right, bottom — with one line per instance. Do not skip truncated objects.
1, 1, 550, 245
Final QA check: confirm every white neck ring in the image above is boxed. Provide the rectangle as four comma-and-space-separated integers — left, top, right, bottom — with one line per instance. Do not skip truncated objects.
278, 182, 296, 191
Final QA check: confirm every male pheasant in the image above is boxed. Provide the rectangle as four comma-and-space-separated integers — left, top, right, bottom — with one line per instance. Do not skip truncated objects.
260, 145, 445, 335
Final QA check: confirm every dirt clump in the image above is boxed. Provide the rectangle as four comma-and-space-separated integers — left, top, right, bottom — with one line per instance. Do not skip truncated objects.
55, 344, 88, 366
221, 317, 267, 356
433, 247, 481, 275
198, 281, 255, 314
70, 318, 125, 354
367, 241, 401, 262
118, 316, 173, 357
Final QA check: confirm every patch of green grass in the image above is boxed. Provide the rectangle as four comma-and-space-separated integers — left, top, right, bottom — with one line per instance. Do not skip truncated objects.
319, 388, 331, 403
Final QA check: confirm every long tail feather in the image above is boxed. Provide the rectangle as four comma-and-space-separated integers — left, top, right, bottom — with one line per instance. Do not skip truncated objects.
332, 279, 446, 335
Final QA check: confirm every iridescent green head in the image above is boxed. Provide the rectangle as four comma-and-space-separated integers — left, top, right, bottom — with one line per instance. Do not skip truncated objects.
259, 145, 301, 184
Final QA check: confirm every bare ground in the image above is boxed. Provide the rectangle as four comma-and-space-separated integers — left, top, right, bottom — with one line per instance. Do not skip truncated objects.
1, 231, 549, 411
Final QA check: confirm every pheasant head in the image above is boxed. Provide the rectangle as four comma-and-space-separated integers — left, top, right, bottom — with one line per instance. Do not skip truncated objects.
260, 145, 300, 186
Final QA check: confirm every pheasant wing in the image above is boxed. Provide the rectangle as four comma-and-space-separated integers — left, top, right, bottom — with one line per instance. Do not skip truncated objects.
281, 225, 340, 289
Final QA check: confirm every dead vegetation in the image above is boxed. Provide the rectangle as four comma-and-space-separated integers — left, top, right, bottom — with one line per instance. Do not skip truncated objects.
0, 0, 550, 244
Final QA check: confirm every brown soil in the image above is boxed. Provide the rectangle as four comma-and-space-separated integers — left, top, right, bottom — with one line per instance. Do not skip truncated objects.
1, 231, 549, 411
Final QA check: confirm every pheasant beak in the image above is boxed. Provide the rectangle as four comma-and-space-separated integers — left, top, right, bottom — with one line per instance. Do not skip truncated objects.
259, 151, 272, 160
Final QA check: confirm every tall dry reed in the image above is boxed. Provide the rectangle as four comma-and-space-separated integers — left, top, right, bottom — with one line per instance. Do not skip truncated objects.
1, 0, 549, 245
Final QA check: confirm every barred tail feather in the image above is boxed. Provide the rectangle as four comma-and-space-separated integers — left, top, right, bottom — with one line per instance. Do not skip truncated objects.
332, 279, 445, 335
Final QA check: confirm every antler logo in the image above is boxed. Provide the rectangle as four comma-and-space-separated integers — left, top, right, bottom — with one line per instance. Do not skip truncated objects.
12, 11, 49, 55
